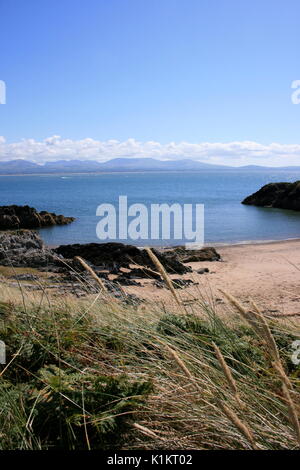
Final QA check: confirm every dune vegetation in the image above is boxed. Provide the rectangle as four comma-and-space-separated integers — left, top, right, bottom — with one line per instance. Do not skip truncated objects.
0, 250, 299, 451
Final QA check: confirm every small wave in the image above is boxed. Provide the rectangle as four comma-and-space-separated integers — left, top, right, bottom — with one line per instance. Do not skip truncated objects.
211, 237, 300, 247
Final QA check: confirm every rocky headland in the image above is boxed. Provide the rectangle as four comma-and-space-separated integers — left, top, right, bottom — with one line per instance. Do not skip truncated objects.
242, 181, 300, 211
0, 205, 75, 230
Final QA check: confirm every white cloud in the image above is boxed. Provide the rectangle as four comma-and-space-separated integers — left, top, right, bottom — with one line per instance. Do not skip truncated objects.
0, 136, 300, 166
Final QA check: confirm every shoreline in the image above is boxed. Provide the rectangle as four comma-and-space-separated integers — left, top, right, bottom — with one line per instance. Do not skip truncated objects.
125, 238, 300, 317
211, 236, 300, 248
1, 230, 299, 318
0, 170, 240, 177
46, 237, 300, 250
0, 168, 291, 177
0, 165, 300, 177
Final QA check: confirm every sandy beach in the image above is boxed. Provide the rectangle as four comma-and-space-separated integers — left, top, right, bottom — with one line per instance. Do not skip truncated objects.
125, 239, 300, 317
1, 235, 300, 319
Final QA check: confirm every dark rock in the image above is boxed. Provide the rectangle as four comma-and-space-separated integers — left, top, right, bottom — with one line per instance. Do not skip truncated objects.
165, 246, 221, 262
109, 265, 122, 275
153, 280, 165, 289
54, 242, 191, 274
153, 278, 196, 289
93, 271, 109, 280
123, 267, 161, 280
55, 242, 140, 269
172, 279, 196, 289
242, 181, 300, 211
122, 293, 142, 306
114, 275, 142, 286
0, 230, 58, 268
7, 282, 41, 291
0, 233, 143, 304
155, 249, 193, 273
39, 265, 66, 273
48, 275, 62, 282
197, 268, 209, 274
58, 269, 142, 304
10, 273, 39, 281
0, 205, 75, 230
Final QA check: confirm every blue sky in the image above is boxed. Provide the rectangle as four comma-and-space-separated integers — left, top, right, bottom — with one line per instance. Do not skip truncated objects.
0, 0, 300, 165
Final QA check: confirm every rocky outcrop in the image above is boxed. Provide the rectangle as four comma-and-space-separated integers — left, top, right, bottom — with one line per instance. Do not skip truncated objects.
0, 230, 58, 267
164, 246, 221, 263
0, 205, 75, 230
54, 242, 192, 274
55, 242, 142, 268
242, 181, 300, 211
0, 228, 220, 286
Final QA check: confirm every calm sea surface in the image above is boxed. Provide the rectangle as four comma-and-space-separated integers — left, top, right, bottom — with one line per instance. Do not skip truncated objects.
1, 170, 300, 246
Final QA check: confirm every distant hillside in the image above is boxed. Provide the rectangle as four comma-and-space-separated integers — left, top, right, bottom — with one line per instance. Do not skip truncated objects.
0, 158, 300, 174
0, 160, 41, 174
100, 158, 229, 171
0, 158, 230, 174
43, 160, 104, 173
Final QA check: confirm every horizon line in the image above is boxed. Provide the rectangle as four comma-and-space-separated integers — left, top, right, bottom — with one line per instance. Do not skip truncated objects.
1, 156, 300, 170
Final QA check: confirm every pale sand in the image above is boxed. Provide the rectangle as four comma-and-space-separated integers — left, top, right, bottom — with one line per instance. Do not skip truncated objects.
125, 239, 300, 317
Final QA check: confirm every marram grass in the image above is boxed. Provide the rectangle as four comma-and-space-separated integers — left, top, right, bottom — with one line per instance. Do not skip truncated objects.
0, 265, 299, 450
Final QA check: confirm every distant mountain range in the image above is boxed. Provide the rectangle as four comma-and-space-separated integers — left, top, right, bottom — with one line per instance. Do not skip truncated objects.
0, 158, 299, 174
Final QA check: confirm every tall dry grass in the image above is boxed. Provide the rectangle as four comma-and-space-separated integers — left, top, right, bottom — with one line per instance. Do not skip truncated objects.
0, 251, 299, 450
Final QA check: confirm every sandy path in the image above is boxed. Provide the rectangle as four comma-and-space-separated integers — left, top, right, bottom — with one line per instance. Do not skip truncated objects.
125, 240, 300, 317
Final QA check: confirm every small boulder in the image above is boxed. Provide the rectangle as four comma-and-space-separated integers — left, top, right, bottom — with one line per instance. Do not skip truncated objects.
172, 279, 197, 289
197, 267, 209, 274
